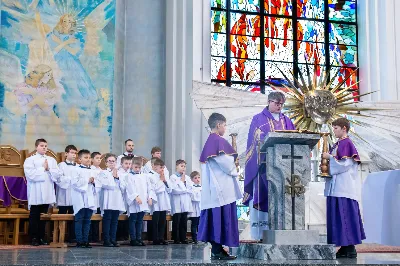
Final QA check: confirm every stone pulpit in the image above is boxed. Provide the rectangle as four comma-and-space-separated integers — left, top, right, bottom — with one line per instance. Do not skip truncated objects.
237, 132, 335, 261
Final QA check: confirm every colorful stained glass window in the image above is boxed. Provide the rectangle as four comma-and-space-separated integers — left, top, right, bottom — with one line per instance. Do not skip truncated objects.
211, 0, 358, 94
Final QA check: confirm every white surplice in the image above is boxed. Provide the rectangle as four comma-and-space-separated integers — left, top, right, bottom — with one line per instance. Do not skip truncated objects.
200, 154, 242, 210
188, 185, 201, 218
324, 156, 360, 201
97, 169, 126, 215
23, 153, 61, 209
148, 171, 172, 214
71, 166, 97, 215
56, 161, 78, 206
125, 173, 157, 214
169, 173, 193, 214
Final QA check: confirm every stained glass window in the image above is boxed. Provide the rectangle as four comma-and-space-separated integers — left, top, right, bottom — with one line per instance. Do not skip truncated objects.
211, 0, 359, 95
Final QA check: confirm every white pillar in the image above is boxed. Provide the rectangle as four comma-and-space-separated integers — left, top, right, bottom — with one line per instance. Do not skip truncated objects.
358, 0, 400, 101
165, 0, 211, 173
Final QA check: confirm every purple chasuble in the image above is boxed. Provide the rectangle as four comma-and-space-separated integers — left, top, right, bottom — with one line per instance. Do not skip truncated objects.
243, 108, 295, 212
330, 137, 361, 163
199, 133, 237, 163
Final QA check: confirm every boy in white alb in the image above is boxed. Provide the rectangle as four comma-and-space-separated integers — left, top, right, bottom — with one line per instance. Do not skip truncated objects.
56, 144, 78, 243
71, 149, 97, 248
189, 171, 201, 244
116, 139, 136, 167
126, 157, 157, 246
142, 146, 169, 178
97, 153, 126, 247
170, 160, 193, 244
117, 156, 133, 241
56, 145, 78, 214
89, 152, 102, 243
24, 138, 61, 246
149, 158, 171, 245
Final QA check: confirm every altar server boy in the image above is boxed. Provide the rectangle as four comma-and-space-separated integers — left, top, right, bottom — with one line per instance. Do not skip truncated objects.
97, 153, 126, 247
170, 160, 193, 244
24, 138, 61, 246
56, 145, 78, 214
142, 146, 169, 179
89, 152, 102, 242
197, 113, 242, 260
189, 171, 201, 244
149, 158, 171, 245
71, 149, 97, 248
117, 156, 133, 240
125, 157, 157, 246
56, 145, 78, 243
322, 118, 366, 259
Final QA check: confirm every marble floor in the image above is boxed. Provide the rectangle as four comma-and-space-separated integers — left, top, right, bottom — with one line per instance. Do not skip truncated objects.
0, 245, 400, 265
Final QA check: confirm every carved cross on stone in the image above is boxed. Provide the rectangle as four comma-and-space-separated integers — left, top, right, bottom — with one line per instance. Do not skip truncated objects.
282, 148, 304, 230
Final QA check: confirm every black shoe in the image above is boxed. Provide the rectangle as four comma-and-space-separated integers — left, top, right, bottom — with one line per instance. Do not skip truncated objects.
346, 245, 357, 258
181, 240, 189, 244
161, 240, 168, 245
336, 246, 348, 258
152, 240, 161, 245
211, 250, 237, 260
85, 242, 92, 248
111, 241, 120, 247
137, 240, 146, 246
103, 241, 113, 247
193, 240, 198, 244
76, 242, 85, 248
130, 240, 141, 246
39, 239, 49, 245
173, 240, 181, 244
31, 238, 40, 246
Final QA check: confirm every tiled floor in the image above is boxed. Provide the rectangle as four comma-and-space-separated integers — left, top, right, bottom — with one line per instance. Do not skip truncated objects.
0, 245, 400, 265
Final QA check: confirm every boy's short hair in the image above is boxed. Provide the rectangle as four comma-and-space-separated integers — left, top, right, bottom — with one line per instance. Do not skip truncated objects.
105, 153, 117, 162
151, 146, 162, 155
150, 157, 158, 164
132, 157, 143, 166
153, 158, 165, 167
208, 113, 226, 129
91, 152, 101, 159
78, 149, 91, 158
190, 171, 200, 179
125, 139, 133, 145
35, 138, 47, 147
121, 156, 133, 164
176, 159, 186, 166
65, 145, 78, 153
332, 117, 350, 132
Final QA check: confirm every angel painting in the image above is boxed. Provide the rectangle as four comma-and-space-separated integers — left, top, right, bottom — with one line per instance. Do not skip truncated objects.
0, 0, 115, 151
44, 13, 98, 105
14, 64, 63, 116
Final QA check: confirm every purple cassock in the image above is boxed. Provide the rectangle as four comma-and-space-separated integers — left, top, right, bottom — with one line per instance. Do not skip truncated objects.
327, 137, 365, 247
243, 107, 295, 211
197, 133, 240, 247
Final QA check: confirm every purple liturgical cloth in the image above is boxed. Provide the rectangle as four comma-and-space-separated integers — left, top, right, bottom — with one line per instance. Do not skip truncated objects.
243, 108, 295, 212
199, 133, 237, 163
0, 176, 28, 207
330, 137, 361, 163
198, 202, 239, 247
327, 196, 366, 246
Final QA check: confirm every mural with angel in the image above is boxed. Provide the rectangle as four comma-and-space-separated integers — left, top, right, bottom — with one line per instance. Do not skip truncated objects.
0, 0, 115, 151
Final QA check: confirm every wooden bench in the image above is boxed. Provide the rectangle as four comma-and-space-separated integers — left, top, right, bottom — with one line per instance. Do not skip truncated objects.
0, 214, 29, 245
50, 214, 173, 248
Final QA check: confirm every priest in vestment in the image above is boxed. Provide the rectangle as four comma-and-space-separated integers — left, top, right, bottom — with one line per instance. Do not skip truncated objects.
198, 113, 242, 260
243, 91, 295, 240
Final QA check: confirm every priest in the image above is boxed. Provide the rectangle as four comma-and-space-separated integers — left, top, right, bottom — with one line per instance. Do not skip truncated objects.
243, 91, 295, 240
